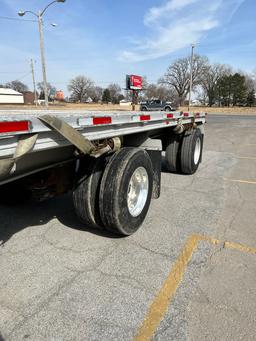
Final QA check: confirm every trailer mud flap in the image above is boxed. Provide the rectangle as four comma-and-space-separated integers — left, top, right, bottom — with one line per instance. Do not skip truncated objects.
39, 115, 95, 155
0, 134, 38, 180
146, 149, 161, 199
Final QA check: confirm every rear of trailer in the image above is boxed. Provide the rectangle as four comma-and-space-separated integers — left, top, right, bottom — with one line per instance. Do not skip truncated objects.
0, 110, 206, 235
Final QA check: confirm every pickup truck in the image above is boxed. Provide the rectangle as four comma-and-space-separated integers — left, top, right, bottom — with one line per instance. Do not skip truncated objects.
140, 100, 176, 112
0, 110, 205, 236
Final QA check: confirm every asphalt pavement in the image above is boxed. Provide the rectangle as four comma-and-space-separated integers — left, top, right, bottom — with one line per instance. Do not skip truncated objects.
0, 114, 256, 341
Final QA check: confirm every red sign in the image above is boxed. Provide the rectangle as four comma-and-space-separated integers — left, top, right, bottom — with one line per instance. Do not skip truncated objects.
127, 75, 143, 90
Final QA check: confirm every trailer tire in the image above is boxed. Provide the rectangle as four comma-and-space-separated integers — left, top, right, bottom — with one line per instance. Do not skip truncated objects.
73, 157, 106, 230
99, 147, 153, 236
141, 106, 147, 111
165, 135, 181, 172
180, 128, 203, 174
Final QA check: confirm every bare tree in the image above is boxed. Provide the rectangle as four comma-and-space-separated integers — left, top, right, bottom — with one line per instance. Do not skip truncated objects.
144, 84, 158, 100
37, 81, 56, 101
5, 80, 28, 93
108, 83, 122, 104
90, 86, 103, 103
144, 83, 174, 101
160, 55, 208, 105
68, 76, 95, 103
201, 64, 231, 106
244, 74, 255, 93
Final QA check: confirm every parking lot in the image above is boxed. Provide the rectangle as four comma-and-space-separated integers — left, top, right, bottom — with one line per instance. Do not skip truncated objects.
0, 114, 256, 341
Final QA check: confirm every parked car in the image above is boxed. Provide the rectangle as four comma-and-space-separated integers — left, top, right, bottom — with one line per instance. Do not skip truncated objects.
140, 100, 176, 111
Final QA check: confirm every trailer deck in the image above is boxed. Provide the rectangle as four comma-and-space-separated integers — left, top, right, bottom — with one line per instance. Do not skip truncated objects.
0, 110, 206, 158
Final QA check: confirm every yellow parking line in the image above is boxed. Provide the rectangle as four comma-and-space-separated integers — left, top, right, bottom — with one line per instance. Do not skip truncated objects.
134, 235, 201, 341
224, 241, 256, 254
134, 234, 256, 341
223, 178, 256, 185
235, 156, 256, 160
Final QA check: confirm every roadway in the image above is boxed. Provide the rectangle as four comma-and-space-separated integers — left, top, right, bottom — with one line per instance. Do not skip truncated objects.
0, 114, 256, 340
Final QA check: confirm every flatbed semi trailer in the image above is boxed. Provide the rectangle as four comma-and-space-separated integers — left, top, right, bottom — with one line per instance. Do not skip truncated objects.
0, 110, 206, 235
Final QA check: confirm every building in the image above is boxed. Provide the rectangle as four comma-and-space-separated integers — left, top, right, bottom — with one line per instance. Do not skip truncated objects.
55, 90, 65, 101
23, 91, 35, 105
0, 88, 24, 104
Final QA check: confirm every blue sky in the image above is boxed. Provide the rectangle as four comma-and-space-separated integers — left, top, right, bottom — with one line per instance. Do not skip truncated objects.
0, 0, 255, 94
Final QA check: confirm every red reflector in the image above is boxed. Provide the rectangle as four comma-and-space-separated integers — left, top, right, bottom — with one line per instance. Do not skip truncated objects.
167, 113, 173, 118
0, 121, 30, 133
183, 112, 189, 117
140, 115, 151, 121
195, 113, 200, 117
93, 117, 112, 125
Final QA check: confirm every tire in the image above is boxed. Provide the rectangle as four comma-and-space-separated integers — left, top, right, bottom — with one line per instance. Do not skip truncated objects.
180, 128, 203, 174
73, 157, 106, 229
165, 134, 181, 172
165, 106, 171, 112
99, 147, 153, 236
141, 106, 147, 111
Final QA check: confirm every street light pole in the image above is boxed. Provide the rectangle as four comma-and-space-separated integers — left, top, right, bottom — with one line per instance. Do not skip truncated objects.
38, 12, 49, 107
188, 44, 195, 112
18, 1, 65, 108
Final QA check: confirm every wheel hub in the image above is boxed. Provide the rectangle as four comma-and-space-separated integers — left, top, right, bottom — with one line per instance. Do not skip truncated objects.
127, 167, 149, 217
194, 137, 201, 165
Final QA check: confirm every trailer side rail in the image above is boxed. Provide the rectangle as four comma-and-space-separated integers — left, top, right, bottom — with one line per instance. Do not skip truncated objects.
0, 111, 206, 157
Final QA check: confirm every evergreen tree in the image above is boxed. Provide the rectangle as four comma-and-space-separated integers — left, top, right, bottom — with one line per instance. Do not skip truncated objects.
102, 88, 111, 103
247, 89, 256, 107
231, 73, 247, 106
216, 73, 247, 106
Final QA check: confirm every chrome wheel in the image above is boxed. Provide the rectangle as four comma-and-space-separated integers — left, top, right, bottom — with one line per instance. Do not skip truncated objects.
194, 137, 201, 165
127, 167, 149, 217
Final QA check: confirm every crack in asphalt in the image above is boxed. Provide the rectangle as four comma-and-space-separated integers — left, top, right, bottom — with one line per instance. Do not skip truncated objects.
96, 269, 156, 294
6, 245, 117, 339
128, 240, 173, 259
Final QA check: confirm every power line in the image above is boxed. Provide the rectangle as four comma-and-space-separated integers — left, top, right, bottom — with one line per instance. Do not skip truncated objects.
2, 72, 32, 83
18, 71, 32, 81
0, 71, 30, 74
0, 16, 36, 22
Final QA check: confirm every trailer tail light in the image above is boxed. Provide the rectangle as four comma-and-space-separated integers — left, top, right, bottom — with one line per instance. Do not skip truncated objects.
93, 117, 112, 125
183, 112, 189, 117
0, 120, 30, 134
140, 115, 151, 121
195, 112, 200, 117
166, 113, 173, 118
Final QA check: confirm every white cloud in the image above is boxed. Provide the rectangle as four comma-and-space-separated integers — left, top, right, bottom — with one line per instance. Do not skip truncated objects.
119, 0, 245, 63
144, 0, 200, 25
120, 18, 218, 62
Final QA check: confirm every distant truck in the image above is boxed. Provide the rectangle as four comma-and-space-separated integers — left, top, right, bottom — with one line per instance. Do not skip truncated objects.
140, 100, 176, 112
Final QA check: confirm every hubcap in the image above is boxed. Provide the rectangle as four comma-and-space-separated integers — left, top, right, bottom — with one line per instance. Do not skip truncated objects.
127, 167, 149, 217
194, 137, 201, 165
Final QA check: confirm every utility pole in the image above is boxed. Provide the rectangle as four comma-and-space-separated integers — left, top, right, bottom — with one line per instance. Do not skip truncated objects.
188, 44, 195, 111
30, 59, 38, 106
38, 12, 49, 108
